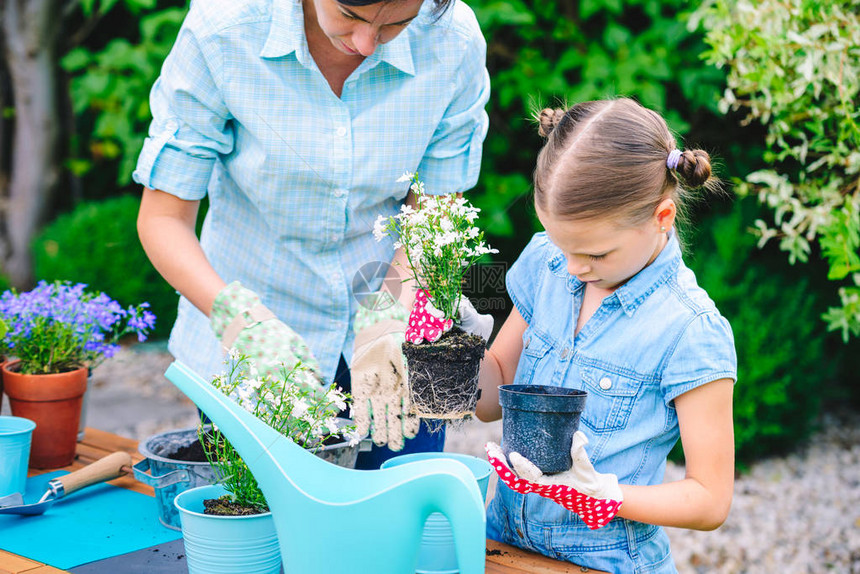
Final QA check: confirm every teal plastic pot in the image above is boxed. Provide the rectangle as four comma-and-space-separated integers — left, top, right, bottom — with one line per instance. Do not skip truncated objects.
382, 452, 491, 574
0, 416, 36, 498
174, 484, 281, 574
499, 384, 587, 474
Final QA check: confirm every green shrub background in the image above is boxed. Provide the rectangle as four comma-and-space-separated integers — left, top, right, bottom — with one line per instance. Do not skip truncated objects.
685, 198, 841, 463
32, 195, 178, 339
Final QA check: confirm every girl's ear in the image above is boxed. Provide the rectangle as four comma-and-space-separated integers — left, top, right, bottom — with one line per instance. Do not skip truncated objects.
654, 198, 676, 232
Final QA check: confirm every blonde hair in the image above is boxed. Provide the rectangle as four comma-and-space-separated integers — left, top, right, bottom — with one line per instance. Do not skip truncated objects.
533, 98, 717, 226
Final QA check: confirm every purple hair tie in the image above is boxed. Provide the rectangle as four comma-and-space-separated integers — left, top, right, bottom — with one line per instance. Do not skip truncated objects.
666, 149, 682, 170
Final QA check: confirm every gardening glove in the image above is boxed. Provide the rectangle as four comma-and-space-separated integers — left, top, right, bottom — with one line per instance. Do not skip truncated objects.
210, 281, 324, 391
351, 292, 421, 451
423, 294, 493, 343
454, 297, 493, 342
486, 432, 623, 530
405, 289, 454, 344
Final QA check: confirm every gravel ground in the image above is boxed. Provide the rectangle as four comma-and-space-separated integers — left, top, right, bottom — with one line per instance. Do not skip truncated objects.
6, 344, 856, 573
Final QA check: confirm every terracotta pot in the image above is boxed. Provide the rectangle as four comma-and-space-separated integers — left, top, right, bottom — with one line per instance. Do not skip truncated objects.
2, 360, 88, 468
0, 357, 6, 404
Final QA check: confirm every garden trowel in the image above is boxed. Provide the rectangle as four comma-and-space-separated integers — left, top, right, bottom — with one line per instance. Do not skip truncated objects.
0, 451, 132, 515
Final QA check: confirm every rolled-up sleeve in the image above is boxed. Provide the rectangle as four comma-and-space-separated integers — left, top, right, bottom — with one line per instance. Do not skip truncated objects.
132, 7, 233, 199
417, 12, 489, 195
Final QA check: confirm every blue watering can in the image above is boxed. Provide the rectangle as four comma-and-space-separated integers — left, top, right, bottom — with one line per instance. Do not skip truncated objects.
164, 361, 487, 574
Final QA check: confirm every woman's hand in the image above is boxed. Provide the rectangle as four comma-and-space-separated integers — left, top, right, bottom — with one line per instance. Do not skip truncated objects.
209, 281, 324, 390
350, 293, 420, 451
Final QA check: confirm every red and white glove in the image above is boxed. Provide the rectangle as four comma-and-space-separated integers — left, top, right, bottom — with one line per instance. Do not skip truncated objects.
486, 432, 623, 530
405, 290, 493, 344
405, 289, 453, 344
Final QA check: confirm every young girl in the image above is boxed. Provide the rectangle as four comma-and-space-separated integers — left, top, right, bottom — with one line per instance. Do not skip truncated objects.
476, 98, 736, 573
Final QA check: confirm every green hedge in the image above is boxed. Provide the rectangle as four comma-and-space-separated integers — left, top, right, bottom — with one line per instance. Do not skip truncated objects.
32, 195, 178, 340
685, 198, 839, 464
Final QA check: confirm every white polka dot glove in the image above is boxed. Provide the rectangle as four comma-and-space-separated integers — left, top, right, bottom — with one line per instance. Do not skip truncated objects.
210, 281, 324, 391
486, 432, 623, 530
351, 293, 420, 451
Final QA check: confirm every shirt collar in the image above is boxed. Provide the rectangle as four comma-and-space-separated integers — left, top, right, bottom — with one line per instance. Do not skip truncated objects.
546, 229, 682, 316
260, 0, 415, 76
260, 0, 304, 60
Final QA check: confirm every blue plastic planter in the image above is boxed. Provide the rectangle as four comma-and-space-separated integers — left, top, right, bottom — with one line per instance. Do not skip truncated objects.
499, 384, 587, 474
0, 416, 36, 498
382, 452, 491, 574
174, 484, 281, 574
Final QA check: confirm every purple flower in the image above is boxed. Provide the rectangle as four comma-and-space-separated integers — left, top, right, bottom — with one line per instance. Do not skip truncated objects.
0, 281, 157, 375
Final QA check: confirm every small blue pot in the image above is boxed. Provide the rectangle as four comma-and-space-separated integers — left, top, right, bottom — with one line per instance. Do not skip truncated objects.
499, 384, 587, 474
174, 484, 281, 574
0, 416, 36, 498
382, 452, 491, 574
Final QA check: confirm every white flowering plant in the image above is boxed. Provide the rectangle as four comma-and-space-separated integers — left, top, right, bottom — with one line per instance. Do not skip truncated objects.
200, 351, 358, 512
374, 172, 498, 321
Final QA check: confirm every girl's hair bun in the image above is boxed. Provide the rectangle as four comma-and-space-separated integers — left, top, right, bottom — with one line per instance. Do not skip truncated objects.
677, 149, 712, 188
538, 108, 567, 138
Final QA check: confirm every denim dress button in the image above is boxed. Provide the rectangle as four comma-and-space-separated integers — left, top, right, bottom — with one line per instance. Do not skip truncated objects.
599, 377, 612, 390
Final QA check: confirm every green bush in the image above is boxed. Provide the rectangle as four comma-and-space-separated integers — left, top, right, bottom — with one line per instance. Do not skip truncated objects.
32, 195, 177, 340
468, 0, 734, 245
685, 198, 838, 464
697, 0, 860, 341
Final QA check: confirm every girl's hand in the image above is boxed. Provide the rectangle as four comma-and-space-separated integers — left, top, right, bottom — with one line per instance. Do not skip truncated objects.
455, 296, 494, 342
423, 294, 494, 342
486, 432, 623, 530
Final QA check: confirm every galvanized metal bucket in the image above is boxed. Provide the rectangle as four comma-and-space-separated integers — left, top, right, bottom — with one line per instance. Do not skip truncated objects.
134, 420, 369, 530
134, 427, 218, 530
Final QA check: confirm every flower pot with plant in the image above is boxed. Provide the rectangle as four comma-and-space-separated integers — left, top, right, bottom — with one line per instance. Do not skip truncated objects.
174, 351, 359, 572
0, 281, 155, 468
374, 173, 497, 420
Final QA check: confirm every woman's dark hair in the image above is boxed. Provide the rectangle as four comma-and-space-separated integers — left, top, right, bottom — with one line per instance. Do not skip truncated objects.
533, 98, 718, 226
338, 0, 452, 16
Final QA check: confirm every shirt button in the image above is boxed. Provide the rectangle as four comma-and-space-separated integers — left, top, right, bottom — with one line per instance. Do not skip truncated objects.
334, 188, 346, 198
560, 347, 570, 360
599, 377, 612, 390
336, 126, 347, 137
524, 337, 531, 349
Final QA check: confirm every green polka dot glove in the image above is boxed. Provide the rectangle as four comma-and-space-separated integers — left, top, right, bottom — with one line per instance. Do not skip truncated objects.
210, 281, 324, 391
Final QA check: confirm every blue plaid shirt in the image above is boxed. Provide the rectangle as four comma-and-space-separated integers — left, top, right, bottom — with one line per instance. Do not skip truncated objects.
133, 0, 490, 381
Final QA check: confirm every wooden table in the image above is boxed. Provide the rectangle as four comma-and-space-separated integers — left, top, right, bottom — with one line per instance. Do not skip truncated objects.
0, 429, 606, 574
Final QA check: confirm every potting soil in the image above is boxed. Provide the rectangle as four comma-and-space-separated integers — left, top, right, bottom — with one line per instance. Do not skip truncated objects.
402, 328, 485, 420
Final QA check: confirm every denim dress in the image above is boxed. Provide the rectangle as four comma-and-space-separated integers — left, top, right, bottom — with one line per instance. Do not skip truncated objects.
486, 232, 737, 574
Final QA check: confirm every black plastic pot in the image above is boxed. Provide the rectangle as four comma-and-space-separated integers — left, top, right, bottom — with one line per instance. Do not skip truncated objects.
499, 384, 588, 474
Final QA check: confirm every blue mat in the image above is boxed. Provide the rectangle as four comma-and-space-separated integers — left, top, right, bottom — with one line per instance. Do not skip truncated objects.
0, 471, 182, 569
